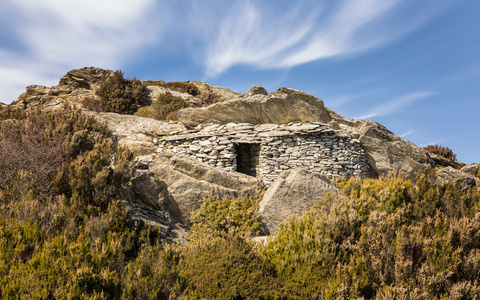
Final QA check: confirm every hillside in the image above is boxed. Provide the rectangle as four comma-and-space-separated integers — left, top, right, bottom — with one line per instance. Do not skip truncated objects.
1, 67, 480, 299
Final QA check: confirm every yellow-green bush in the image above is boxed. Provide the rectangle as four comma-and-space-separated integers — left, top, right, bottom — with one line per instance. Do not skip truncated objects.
3, 106, 480, 299
189, 197, 264, 241
134, 91, 189, 121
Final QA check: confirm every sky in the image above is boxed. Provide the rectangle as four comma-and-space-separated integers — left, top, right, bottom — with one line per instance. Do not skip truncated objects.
1, 0, 479, 163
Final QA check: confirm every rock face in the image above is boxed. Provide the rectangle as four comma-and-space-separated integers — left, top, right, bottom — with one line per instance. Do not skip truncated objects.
85, 111, 185, 155
148, 152, 264, 224
58, 67, 112, 90
177, 86, 332, 129
259, 170, 338, 233
176, 85, 432, 179
121, 171, 188, 243
13, 67, 113, 111
326, 109, 433, 178
461, 164, 480, 177
432, 166, 477, 190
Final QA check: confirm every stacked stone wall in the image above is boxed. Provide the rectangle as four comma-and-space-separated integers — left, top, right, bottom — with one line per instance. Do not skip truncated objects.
158, 123, 366, 184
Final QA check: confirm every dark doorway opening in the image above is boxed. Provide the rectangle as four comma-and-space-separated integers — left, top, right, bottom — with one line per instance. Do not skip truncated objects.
235, 143, 260, 176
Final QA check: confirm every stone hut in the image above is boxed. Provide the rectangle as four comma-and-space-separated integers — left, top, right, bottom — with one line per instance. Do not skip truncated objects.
158, 121, 367, 184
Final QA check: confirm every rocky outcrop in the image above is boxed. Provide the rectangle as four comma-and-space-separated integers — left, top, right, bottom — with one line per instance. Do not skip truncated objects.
432, 166, 477, 190
6, 67, 468, 242
13, 67, 113, 111
461, 164, 480, 177
190, 81, 241, 103
259, 170, 338, 233
86, 111, 185, 155
176, 85, 432, 179
121, 171, 188, 243
148, 152, 264, 224
327, 109, 433, 178
57, 67, 112, 91
177, 86, 332, 129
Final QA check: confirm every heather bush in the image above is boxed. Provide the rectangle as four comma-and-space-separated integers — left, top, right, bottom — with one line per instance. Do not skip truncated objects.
189, 197, 264, 241
4, 106, 480, 299
262, 175, 480, 299
165, 81, 199, 96
96, 70, 149, 114
424, 144, 457, 162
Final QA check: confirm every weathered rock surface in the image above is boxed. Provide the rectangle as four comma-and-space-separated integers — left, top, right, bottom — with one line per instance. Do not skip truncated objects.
13, 67, 113, 111
327, 108, 433, 178
146, 85, 200, 104
120, 171, 188, 243
259, 169, 338, 233
190, 81, 241, 103
460, 163, 480, 177
177, 86, 332, 129
58, 67, 112, 91
86, 112, 185, 155
149, 152, 264, 224
244, 84, 268, 97
176, 85, 432, 179
432, 166, 477, 190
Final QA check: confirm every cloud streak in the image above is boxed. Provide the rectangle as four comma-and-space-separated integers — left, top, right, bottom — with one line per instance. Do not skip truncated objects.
357, 91, 436, 119
191, 0, 440, 77
0, 0, 159, 102
0, 0, 446, 103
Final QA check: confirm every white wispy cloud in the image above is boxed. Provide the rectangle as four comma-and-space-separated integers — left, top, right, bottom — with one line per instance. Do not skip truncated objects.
195, 0, 441, 77
357, 91, 436, 119
0, 0, 447, 103
399, 130, 415, 138
0, 0, 159, 103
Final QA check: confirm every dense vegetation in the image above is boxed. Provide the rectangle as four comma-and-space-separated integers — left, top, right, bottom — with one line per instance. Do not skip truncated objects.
2, 106, 480, 299
424, 144, 457, 162
134, 91, 190, 121
95, 70, 149, 114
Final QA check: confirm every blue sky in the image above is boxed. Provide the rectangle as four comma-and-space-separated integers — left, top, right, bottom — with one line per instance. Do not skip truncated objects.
1, 0, 479, 163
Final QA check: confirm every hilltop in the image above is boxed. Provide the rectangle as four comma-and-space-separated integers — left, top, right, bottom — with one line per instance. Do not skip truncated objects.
5, 67, 479, 235
1, 67, 480, 298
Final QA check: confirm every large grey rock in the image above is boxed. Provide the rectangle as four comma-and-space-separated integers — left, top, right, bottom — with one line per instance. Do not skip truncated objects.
259, 169, 338, 233
244, 84, 268, 97
120, 172, 188, 243
58, 67, 112, 90
461, 163, 480, 177
327, 108, 433, 178
177, 86, 332, 129
149, 152, 264, 224
86, 112, 185, 155
432, 166, 477, 190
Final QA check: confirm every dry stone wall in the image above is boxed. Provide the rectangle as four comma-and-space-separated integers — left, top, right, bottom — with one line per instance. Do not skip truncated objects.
158, 122, 367, 184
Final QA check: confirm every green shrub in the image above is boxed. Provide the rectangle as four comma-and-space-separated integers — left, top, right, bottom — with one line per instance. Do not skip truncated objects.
178, 237, 280, 299
189, 197, 264, 241
96, 70, 149, 114
261, 175, 480, 299
134, 91, 189, 121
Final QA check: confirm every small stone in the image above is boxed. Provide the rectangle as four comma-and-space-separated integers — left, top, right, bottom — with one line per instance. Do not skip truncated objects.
189, 145, 201, 152
199, 140, 212, 146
